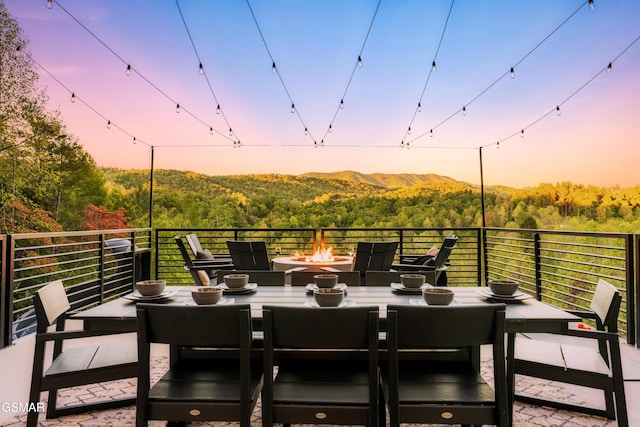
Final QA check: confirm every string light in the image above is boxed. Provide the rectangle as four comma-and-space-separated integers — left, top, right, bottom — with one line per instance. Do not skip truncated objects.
320, 139, 324, 146
176, 103, 180, 113
216, 104, 221, 114
607, 62, 612, 74
47, 0, 53, 9
556, 105, 561, 116
304, 127, 308, 135
328, 124, 333, 133
340, 99, 344, 109
407, 126, 412, 135
429, 129, 433, 137
133, 137, 137, 144
199, 63, 204, 75
107, 120, 111, 129
70, 92, 76, 103
510, 67, 515, 79
229, 127, 233, 136
209, 127, 213, 135
357, 55, 363, 68
520, 129, 525, 138
290, 103, 295, 113
431, 60, 437, 72
588, 0, 595, 12
496, 141, 500, 149
417, 102, 422, 112
126, 64, 131, 76
462, 106, 467, 116
314, 141, 318, 148
272, 61, 276, 74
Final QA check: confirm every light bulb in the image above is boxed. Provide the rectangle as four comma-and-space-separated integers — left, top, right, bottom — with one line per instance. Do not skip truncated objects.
71, 92, 76, 103
216, 104, 221, 114
229, 127, 233, 136
133, 137, 137, 144
407, 126, 411, 135
126, 64, 131, 76
429, 129, 433, 137
328, 124, 332, 133
320, 139, 324, 146
314, 141, 318, 148
417, 102, 422, 112
209, 127, 213, 135
431, 60, 436, 72
107, 120, 111, 129
176, 103, 180, 113
272, 61, 276, 74
510, 67, 515, 79
406, 142, 410, 150
520, 129, 524, 138
588, 0, 595, 11
304, 127, 308, 135
290, 103, 295, 113
399, 141, 404, 148
340, 99, 344, 109
462, 106, 467, 116
607, 62, 612, 74
357, 55, 362, 68
47, 0, 53, 9
199, 63, 204, 75
556, 105, 561, 116
237, 140, 241, 147
496, 142, 500, 149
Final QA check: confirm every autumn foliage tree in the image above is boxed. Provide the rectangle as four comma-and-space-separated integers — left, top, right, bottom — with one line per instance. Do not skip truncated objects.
80, 204, 130, 230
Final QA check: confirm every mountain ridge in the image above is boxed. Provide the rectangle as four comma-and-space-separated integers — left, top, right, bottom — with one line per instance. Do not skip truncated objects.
299, 170, 461, 188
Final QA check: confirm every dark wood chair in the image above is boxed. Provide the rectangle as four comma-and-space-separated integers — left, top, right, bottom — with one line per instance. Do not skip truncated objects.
290, 270, 361, 286
382, 303, 509, 427
136, 303, 262, 426
221, 269, 285, 286
227, 240, 272, 270
352, 241, 399, 284
364, 270, 403, 286
262, 305, 380, 426
175, 236, 233, 286
28, 280, 137, 427
513, 279, 628, 425
392, 234, 458, 285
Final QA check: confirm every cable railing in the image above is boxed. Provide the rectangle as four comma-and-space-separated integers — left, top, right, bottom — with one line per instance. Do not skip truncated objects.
1, 226, 637, 348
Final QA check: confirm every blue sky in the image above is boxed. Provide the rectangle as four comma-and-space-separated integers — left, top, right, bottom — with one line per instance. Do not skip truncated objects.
6, 0, 640, 187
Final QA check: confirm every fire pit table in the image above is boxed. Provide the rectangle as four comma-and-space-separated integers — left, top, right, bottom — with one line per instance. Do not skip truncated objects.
271, 255, 354, 273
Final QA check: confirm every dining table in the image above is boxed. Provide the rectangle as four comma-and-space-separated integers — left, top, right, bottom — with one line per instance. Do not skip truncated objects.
72, 284, 579, 427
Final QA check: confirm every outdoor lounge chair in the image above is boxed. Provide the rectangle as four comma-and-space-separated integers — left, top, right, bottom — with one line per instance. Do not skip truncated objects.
391, 234, 457, 285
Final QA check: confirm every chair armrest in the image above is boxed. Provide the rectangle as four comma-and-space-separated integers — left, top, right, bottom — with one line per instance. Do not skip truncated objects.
36, 329, 131, 342
565, 310, 596, 320
565, 328, 618, 341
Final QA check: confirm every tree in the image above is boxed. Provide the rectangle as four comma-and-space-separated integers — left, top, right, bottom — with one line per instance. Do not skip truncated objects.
79, 204, 130, 230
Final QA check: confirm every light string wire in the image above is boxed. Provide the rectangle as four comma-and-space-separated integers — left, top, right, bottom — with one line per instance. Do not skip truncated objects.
244, 0, 317, 145
406, 0, 591, 146
31, 57, 151, 147
318, 0, 382, 146
481, 33, 640, 150
401, 0, 455, 148
175, 0, 241, 145
52, 0, 234, 143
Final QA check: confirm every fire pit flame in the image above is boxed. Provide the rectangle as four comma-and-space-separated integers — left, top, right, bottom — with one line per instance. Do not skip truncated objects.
306, 247, 335, 263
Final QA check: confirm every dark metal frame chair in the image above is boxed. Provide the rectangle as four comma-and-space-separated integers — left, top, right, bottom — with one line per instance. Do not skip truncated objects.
382, 303, 509, 427
28, 280, 137, 427
136, 303, 263, 426
227, 240, 272, 270
290, 270, 361, 287
513, 279, 628, 425
352, 241, 399, 284
175, 236, 233, 286
262, 305, 380, 426
392, 234, 458, 285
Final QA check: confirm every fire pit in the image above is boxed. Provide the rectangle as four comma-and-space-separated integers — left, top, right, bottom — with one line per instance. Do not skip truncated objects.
272, 247, 354, 273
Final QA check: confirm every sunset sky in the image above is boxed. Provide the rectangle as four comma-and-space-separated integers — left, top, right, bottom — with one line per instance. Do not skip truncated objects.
6, 0, 640, 188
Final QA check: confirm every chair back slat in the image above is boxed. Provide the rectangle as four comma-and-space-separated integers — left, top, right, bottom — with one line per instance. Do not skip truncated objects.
264, 305, 378, 349
431, 234, 458, 268
137, 303, 251, 347
34, 280, 71, 327
388, 304, 505, 348
185, 233, 205, 256
590, 279, 621, 332
353, 241, 398, 273
227, 240, 271, 270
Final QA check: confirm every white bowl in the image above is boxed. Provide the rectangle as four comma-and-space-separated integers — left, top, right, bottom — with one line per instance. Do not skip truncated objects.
135, 280, 166, 296
488, 279, 519, 296
400, 274, 426, 289
191, 287, 223, 305
314, 288, 345, 307
223, 274, 250, 289
422, 287, 454, 305
313, 274, 339, 288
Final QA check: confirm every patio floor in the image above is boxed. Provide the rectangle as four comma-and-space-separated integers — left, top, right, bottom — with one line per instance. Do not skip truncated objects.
2, 324, 639, 426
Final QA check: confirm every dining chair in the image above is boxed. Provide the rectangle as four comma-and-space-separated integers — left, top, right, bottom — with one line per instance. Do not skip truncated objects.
136, 303, 262, 427
175, 236, 234, 285
352, 241, 399, 284
392, 234, 458, 285
227, 240, 272, 270
221, 269, 285, 286
262, 305, 380, 426
382, 303, 509, 427
28, 280, 137, 427
290, 270, 361, 286
513, 279, 628, 425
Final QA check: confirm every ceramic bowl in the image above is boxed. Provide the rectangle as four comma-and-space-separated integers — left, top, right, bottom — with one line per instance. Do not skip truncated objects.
314, 288, 345, 307
400, 274, 426, 289
135, 280, 166, 296
222, 274, 250, 289
313, 274, 339, 288
191, 287, 223, 305
488, 279, 519, 296
422, 287, 454, 305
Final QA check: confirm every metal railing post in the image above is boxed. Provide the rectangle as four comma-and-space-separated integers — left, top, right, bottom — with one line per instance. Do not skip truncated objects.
534, 233, 542, 300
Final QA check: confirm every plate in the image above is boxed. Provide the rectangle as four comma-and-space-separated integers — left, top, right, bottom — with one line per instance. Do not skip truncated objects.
217, 282, 258, 294
185, 297, 235, 306
304, 299, 355, 308
305, 283, 348, 292
409, 298, 459, 306
477, 289, 533, 302
124, 289, 178, 301
390, 282, 432, 294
